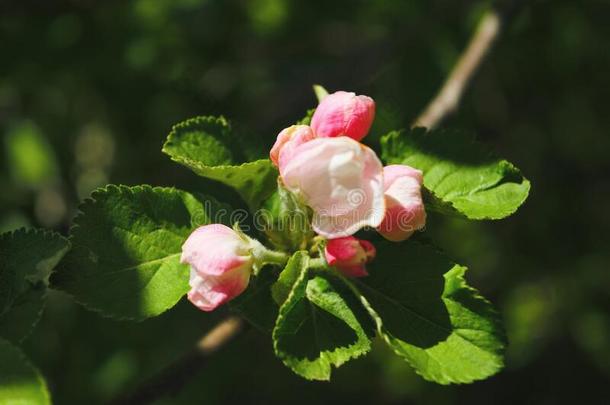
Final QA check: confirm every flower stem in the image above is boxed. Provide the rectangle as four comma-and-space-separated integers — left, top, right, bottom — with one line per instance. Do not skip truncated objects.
251, 243, 290, 275
261, 248, 290, 266
308, 257, 328, 271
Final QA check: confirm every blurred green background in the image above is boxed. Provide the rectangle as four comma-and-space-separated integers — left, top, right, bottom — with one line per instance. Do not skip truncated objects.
1, 0, 609, 403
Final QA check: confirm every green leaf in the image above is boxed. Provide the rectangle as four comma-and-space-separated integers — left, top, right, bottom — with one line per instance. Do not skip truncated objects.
0, 338, 50, 404
260, 183, 313, 252
271, 251, 307, 306
272, 252, 373, 381
162, 116, 278, 211
356, 241, 506, 384
0, 228, 69, 343
381, 128, 530, 219
51, 185, 233, 321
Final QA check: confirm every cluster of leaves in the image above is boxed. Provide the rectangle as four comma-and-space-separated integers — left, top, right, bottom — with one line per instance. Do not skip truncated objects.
0, 97, 530, 401
0, 229, 69, 404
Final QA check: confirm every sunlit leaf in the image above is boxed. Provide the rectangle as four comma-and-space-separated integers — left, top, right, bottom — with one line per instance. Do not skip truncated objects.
162, 116, 278, 211
51, 185, 233, 320
381, 128, 530, 219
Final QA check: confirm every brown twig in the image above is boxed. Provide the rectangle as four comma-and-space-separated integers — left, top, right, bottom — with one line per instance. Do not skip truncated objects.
412, 9, 503, 129
109, 317, 245, 405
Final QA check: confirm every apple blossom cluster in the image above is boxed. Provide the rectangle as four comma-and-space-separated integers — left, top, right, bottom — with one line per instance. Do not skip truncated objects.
181, 91, 426, 311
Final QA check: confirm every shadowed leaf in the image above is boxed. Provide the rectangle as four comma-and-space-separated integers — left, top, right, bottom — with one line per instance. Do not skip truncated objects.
0, 228, 69, 343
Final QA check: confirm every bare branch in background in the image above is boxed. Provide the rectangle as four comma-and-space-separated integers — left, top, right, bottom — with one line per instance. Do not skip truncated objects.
413, 9, 504, 129
110, 317, 245, 405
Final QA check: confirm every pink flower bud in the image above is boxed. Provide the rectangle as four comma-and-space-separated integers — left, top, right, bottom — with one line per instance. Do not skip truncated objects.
269, 125, 316, 167
311, 91, 375, 141
181, 224, 254, 311
280, 136, 385, 238
377, 165, 427, 242
325, 236, 376, 277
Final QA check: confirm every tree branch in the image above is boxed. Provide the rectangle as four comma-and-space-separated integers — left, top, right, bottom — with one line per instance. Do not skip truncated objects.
412, 8, 506, 129
109, 316, 245, 405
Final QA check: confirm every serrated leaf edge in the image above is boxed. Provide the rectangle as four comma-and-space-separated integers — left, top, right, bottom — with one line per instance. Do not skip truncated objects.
352, 242, 506, 385
380, 129, 531, 220
52, 184, 194, 322
161, 115, 277, 211
272, 254, 372, 381
0, 228, 69, 342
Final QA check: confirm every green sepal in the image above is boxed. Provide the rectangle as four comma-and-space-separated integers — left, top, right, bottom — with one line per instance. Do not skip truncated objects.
260, 181, 314, 252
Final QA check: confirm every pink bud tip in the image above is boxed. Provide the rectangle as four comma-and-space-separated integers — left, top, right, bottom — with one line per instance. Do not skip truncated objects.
325, 236, 376, 278
181, 224, 253, 311
270, 125, 315, 168
311, 91, 375, 141
377, 165, 427, 242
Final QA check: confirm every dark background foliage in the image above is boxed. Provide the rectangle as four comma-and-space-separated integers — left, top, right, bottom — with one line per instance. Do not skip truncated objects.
1, 0, 609, 403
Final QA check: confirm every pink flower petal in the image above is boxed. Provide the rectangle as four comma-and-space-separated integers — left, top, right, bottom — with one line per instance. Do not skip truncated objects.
181, 224, 252, 276
378, 165, 426, 242
181, 224, 254, 311
270, 125, 315, 167
280, 137, 385, 238
187, 267, 250, 312
325, 236, 376, 278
